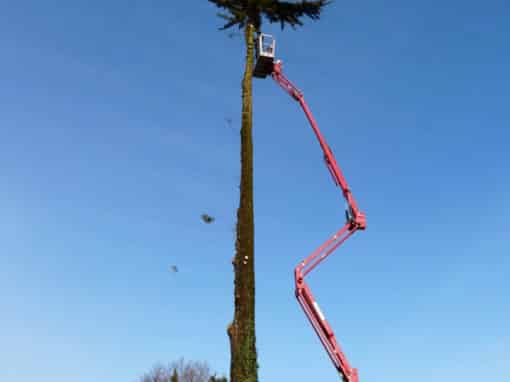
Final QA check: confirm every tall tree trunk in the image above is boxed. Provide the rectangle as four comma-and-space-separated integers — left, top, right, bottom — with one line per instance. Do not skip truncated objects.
227, 23, 258, 382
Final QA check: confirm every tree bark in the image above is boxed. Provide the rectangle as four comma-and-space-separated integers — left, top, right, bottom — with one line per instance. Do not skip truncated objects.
227, 22, 258, 382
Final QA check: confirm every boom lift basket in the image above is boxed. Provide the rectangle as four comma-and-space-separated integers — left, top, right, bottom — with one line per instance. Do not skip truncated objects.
253, 33, 275, 78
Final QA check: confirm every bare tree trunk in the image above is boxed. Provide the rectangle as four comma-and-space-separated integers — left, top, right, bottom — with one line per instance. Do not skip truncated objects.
227, 22, 258, 382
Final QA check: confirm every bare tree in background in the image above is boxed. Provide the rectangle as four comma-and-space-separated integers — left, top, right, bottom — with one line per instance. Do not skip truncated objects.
138, 358, 226, 382
173, 358, 210, 382
139, 363, 171, 382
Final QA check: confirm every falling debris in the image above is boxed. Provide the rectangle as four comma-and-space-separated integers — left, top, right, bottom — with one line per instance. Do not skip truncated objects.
201, 214, 215, 224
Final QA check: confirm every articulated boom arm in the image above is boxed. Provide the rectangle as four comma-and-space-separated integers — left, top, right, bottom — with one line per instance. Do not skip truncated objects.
271, 61, 366, 382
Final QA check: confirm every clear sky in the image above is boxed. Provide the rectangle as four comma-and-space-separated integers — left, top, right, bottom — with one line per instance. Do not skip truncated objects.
1, 1, 509, 381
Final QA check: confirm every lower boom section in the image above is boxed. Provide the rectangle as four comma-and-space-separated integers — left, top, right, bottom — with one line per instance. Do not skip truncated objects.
295, 280, 359, 382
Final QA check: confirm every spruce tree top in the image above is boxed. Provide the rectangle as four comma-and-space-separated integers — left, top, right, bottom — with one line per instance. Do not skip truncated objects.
209, 0, 331, 31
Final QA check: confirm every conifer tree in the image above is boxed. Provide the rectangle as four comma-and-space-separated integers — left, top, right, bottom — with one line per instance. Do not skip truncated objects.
208, 2, 331, 382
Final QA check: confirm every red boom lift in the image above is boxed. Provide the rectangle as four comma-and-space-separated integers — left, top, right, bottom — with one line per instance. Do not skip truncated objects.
254, 34, 367, 382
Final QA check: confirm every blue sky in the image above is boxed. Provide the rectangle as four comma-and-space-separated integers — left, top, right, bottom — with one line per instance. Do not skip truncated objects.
1, 1, 509, 381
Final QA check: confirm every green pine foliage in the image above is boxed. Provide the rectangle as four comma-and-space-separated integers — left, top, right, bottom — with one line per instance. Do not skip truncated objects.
209, 0, 331, 30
